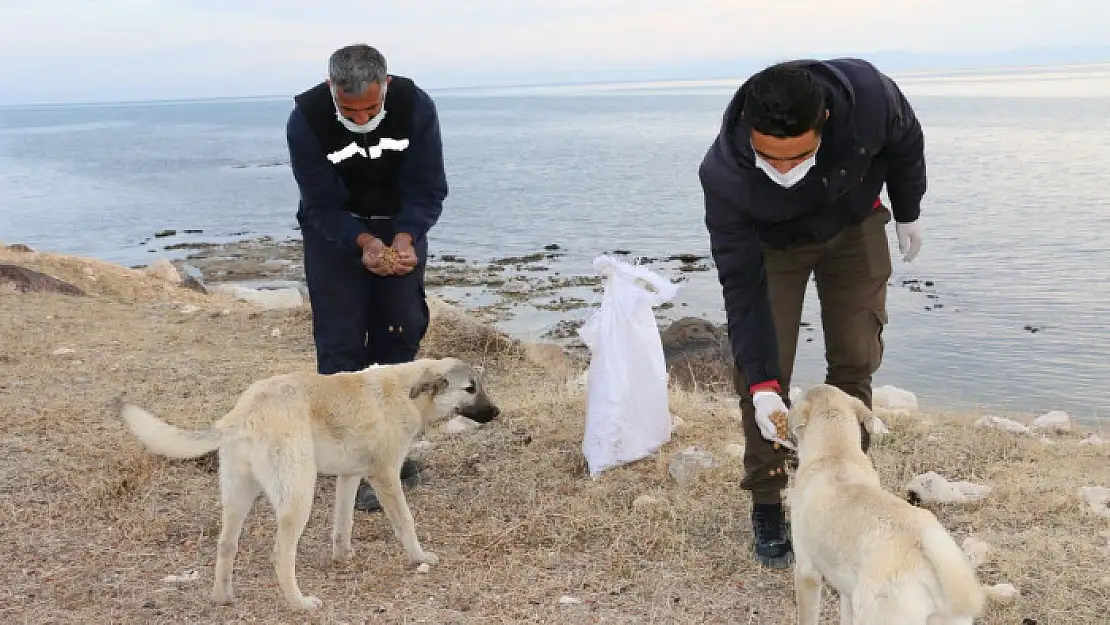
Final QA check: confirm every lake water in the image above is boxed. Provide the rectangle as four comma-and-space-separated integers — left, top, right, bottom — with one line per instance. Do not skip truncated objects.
2, 63, 1109, 423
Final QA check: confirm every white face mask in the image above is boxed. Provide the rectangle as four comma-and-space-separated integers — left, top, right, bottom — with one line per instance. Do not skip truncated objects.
753, 140, 820, 189
332, 84, 387, 134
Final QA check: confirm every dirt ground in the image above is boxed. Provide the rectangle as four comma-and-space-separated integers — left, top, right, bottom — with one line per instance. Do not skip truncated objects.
1, 245, 1108, 624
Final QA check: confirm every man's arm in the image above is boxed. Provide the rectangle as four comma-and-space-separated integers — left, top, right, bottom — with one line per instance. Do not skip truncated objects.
701, 167, 783, 394
878, 72, 927, 224
393, 89, 449, 242
285, 107, 373, 253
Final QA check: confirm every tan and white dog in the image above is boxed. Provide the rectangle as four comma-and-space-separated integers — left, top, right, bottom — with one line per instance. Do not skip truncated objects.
112, 357, 500, 611
786, 384, 985, 625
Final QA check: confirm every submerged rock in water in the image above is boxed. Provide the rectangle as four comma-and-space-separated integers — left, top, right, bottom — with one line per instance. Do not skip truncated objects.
0, 264, 85, 296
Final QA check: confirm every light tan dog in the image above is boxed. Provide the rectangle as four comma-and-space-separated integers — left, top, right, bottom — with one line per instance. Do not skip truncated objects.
112, 357, 500, 611
786, 384, 985, 625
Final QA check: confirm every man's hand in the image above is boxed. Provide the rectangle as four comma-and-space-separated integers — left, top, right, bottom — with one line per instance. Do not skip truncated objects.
358, 235, 393, 276
390, 233, 419, 276
753, 390, 795, 450
895, 220, 923, 263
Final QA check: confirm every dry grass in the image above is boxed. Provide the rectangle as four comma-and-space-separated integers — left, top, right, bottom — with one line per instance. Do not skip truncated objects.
0, 245, 215, 306
1, 251, 1108, 624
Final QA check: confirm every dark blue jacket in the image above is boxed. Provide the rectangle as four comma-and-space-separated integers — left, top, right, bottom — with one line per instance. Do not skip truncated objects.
699, 58, 926, 390
286, 77, 448, 253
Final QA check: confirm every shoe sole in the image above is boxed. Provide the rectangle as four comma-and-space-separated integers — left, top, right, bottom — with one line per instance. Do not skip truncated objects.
354, 472, 425, 513
750, 543, 794, 572
754, 548, 794, 569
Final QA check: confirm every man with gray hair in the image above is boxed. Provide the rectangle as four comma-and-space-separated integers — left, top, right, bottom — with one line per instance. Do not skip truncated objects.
286, 44, 449, 512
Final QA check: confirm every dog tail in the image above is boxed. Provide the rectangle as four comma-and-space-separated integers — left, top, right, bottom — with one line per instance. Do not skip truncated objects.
113, 396, 236, 459
920, 525, 986, 618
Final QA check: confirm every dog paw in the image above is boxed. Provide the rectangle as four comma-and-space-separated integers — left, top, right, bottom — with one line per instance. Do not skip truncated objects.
212, 590, 234, 605
413, 551, 439, 566
330, 546, 354, 564
297, 595, 323, 611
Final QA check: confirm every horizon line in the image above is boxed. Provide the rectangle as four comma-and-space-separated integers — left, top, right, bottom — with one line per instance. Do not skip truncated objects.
2, 57, 1108, 109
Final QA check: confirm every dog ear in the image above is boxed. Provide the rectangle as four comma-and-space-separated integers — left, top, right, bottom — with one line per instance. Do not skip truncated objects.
409, 370, 449, 399
850, 395, 877, 433
788, 396, 812, 439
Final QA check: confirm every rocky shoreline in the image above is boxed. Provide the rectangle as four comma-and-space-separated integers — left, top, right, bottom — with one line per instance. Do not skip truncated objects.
117, 232, 738, 386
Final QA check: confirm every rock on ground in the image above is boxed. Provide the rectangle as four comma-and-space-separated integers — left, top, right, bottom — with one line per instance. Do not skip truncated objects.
209, 283, 304, 309
974, 415, 1031, 435
659, 317, 732, 390
521, 341, 575, 379
0, 264, 85, 296
143, 258, 182, 285
873, 385, 919, 414
667, 446, 719, 486
984, 583, 1019, 604
442, 416, 481, 435
1031, 410, 1072, 434
961, 536, 992, 568
905, 471, 991, 505
1077, 486, 1110, 519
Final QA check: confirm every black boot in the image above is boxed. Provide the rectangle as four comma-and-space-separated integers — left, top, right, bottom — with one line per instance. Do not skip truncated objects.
353, 458, 425, 512
751, 502, 793, 569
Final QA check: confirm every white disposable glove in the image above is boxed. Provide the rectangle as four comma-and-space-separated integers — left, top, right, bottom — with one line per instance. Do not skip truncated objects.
895, 220, 923, 262
753, 390, 795, 450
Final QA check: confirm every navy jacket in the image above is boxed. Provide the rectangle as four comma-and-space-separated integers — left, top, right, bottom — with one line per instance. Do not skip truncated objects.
699, 58, 926, 390
286, 77, 448, 253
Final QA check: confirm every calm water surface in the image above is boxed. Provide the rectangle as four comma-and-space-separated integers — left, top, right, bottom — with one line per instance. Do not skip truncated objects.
3, 64, 1108, 422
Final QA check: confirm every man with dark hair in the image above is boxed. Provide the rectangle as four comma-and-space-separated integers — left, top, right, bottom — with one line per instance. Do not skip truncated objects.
286, 44, 449, 512
699, 58, 926, 568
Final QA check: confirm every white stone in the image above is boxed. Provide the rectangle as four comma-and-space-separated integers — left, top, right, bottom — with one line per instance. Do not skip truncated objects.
1078, 433, 1106, 446
667, 446, 719, 486
961, 536, 992, 568
144, 258, 182, 284
871, 416, 891, 436
632, 494, 663, 509
270, 327, 281, 338
1077, 486, 1110, 519
410, 440, 434, 452
179, 304, 200, 314
973, 415, 1031, 435
558, 596, 583, 605
984, 583, 1019, 604
442, 415, 480, 435
723, 443, 745, 458
1031, 410, 1072, 434
416, 563, 431, 574
873, 385, 919, 413
211, 283, 303, 309
161, 569, 199, 585
905, 471, 991, 505
51, 347, 75, 356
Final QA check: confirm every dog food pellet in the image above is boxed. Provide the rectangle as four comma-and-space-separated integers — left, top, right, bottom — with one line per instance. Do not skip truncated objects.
769, 410, 789, 440
380, 247, 400, 265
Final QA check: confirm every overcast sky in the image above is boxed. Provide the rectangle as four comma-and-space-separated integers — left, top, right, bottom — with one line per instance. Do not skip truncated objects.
1, 0, 1107, 104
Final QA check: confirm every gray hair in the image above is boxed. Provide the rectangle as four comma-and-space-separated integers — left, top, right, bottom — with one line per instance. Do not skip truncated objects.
328, 44, 388, 96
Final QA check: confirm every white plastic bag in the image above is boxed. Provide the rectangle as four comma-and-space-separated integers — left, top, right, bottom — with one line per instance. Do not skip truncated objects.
577, 255, 680, 478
